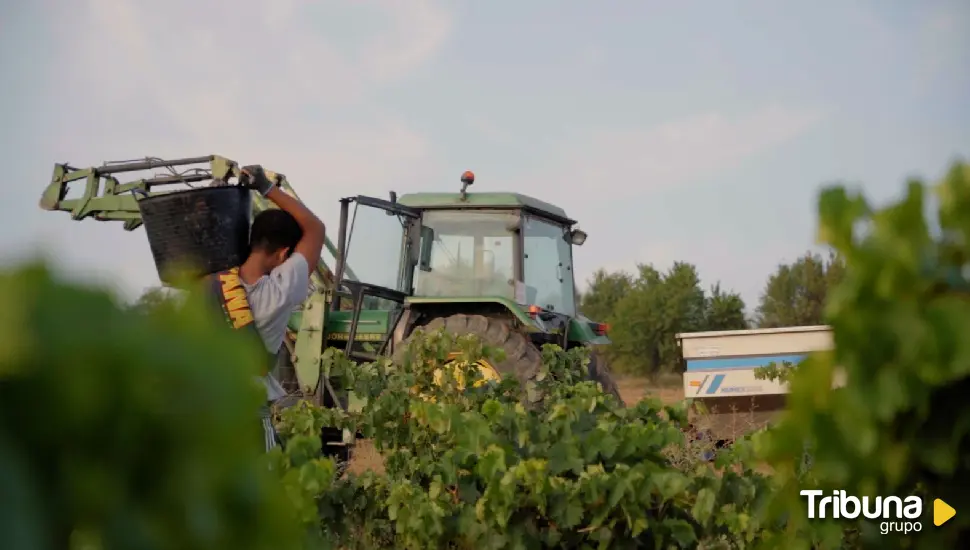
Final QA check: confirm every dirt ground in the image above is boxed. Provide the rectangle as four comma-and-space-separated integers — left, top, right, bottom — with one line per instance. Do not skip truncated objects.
615, 376, 684, 405
345, 376, 685, 476
346, 439, 385, 475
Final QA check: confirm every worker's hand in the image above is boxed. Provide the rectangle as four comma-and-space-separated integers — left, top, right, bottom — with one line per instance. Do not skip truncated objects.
239, 165, 276, 196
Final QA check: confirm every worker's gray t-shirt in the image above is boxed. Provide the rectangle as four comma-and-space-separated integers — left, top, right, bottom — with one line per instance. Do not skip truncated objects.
240, 252, 310, 402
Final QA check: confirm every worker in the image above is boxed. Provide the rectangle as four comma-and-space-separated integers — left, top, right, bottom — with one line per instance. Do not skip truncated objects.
207, 164, 326, 452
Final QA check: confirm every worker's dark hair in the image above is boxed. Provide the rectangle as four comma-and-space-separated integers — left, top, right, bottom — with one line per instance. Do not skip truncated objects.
249, 209, 302, 255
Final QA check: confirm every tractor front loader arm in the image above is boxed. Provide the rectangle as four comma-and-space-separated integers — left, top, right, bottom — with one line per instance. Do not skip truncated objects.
39, 155, 356, 291
39, 155, 229, 231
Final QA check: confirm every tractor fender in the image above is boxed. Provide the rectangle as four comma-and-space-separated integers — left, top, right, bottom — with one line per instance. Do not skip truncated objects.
568, 313, 612, 346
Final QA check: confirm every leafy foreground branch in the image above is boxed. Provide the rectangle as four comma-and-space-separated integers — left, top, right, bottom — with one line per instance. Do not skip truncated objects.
0, 265, 302, 550
752, 162, 970, 549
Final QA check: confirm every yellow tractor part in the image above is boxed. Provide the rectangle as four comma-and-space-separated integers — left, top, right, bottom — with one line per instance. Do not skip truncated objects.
413, 352, 501, 401
435, 352, 501, 389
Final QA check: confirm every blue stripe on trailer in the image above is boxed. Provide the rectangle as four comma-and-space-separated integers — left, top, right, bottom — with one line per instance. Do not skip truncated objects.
686, 353, 808, 371
705, 374, 726, 394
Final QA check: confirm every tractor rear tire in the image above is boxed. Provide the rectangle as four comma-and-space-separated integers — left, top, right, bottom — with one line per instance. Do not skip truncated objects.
398, 314, 544, 401
398, 313, 625, 406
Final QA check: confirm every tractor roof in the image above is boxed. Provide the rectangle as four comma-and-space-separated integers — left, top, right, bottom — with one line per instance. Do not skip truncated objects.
396, 192, 574, 224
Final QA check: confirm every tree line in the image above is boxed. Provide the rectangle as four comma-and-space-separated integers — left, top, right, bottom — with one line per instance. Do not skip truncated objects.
579, 251, 846, 376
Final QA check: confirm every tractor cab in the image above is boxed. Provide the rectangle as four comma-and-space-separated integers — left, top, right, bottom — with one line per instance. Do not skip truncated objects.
331, 171, 595, 360
405, 192, 587, 318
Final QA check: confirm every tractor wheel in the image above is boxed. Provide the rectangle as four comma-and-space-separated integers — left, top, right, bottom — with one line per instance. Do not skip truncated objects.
586, 348, 625, 405
397, 314, 625, 406
397, 313, 544, 402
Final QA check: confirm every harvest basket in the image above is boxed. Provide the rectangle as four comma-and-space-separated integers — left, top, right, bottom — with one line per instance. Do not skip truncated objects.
136, 186, 252, 286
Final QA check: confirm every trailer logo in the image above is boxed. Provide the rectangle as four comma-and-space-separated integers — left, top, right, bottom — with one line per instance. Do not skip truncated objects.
800, 490, 956, 535
690, 374, 762, 395
691, 374, 724, 395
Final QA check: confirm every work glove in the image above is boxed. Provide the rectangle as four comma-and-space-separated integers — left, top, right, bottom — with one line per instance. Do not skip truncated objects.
239, 164, 276, 196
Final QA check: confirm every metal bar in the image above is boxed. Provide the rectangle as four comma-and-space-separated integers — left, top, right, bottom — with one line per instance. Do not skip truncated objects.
344, 284, 365, 357
95, 155, 215, 175
141, 173, 213, 187
355, 194, 421, 217
378, 307, 404, 357
334, 198, 351, 301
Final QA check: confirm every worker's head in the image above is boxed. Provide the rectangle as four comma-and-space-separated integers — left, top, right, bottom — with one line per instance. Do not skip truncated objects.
248, 209, 303, 270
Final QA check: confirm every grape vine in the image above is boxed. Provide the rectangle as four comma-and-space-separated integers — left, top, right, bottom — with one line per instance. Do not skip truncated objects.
268, 331, 783, 549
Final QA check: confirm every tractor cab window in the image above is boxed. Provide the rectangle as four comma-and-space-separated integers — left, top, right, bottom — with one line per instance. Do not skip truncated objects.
413, 210, 516, 299
342, 198, 418, 295
522, 215, 576, 316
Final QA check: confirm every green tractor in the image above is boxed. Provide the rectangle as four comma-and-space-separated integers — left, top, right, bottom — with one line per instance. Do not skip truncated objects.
40, 155, 622, 458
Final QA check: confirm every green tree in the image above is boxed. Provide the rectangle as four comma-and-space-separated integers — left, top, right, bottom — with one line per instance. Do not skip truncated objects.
661, 262, 707, 331
578, 268, 633, 322
703, 283, 748, 331
608, 264, 665, 374
608, 262, 746, 376
129, 285, 179, 315
755, 251, 845, 328
654, 262, 707, 370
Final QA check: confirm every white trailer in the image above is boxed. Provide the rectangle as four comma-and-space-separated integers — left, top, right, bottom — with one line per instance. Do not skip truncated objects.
675, 325, 834, 437
677, 325, 833, 398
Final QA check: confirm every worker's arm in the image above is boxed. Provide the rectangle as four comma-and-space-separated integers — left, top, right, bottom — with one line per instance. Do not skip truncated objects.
241, 166, 326, 276
265, 187, 325, 275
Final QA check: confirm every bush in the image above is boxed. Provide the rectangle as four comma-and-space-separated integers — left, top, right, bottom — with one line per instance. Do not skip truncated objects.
273, 330, 780, 549
0, 264, 302, 550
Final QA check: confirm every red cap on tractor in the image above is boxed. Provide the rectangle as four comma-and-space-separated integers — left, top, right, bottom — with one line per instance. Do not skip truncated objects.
460, 171, 475, 200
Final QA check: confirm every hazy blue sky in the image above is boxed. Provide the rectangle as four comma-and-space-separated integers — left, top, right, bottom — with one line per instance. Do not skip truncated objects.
1, 0, 968, 310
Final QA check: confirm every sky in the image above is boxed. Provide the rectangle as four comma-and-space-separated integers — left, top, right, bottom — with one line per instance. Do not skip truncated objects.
1, 0, 968, 311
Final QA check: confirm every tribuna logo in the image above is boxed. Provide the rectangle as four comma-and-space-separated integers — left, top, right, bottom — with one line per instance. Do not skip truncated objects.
800, 490, 923, 534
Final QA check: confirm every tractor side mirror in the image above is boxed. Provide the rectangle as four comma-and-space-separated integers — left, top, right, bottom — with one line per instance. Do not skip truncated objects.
569, 228, 588, 246
418, 226, 434, 271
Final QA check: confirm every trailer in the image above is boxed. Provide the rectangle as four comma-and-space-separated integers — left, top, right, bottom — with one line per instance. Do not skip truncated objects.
676, 325, 834, 438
